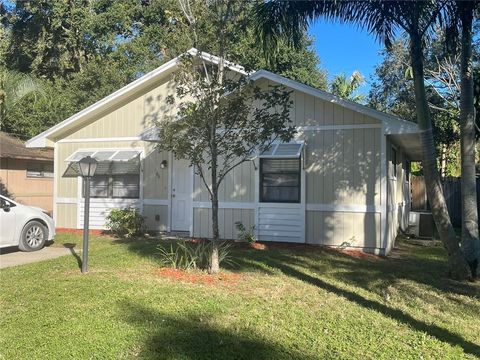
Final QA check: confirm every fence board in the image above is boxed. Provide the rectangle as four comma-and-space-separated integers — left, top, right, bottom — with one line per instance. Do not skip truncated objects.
410, 176, 480, 228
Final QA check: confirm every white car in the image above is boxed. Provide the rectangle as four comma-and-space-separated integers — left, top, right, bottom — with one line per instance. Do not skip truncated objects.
0, 195, 55, 251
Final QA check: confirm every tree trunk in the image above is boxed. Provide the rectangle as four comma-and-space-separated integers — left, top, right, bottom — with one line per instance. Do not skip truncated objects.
459, 2, 480, 279
209, 181, 220, 274
410, 32, 470, 280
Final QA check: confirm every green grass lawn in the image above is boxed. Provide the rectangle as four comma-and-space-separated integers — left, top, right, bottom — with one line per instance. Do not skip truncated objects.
1, 234, 479, 360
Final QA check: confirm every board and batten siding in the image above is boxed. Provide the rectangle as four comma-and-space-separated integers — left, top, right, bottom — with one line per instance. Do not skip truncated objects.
193, 208, 254, 240
62, 76, 180, 140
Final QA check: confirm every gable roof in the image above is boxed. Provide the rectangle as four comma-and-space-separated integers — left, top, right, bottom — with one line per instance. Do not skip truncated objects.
26, 48, 247, 148
0, 132, 53, 161
27, 49, 418, 148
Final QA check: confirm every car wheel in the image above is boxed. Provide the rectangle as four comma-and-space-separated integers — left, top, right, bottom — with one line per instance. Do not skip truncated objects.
18, 221, 47, 252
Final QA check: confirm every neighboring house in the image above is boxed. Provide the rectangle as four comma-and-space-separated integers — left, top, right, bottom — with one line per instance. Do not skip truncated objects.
26, 49, 421, 255
0, 132, 54, 213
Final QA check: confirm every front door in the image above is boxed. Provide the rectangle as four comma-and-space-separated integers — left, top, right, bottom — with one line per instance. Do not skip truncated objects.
171, 158, 192, 231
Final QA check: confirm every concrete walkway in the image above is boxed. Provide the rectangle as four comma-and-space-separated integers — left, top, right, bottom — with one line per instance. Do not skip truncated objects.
0, 246, 72, 269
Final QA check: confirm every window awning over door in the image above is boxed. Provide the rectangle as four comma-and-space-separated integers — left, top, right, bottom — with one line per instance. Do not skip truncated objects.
63, 149, 141, 177
258, 141, 304, 158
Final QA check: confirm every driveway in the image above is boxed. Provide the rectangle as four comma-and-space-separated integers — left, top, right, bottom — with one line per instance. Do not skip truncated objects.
0, 246, 73, 269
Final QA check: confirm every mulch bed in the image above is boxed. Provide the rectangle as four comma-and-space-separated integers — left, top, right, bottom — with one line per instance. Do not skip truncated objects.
156, 268, 242, 286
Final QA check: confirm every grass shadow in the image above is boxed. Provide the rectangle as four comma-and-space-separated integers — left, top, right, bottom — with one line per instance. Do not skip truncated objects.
118, 300, 316, 360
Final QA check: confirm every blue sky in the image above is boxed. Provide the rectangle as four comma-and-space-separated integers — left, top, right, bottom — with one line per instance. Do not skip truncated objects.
308, 20, 384, 94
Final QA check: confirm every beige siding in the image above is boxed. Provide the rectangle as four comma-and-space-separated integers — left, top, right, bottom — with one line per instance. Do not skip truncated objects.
143, 144, 169, 199
304, 128, 381, 206
56, 203, 77, 228
0, 158, 53, 212
193, 161, 255, 203
259, 79, 380, 126
193, 208, 254, 239
63, 77, 179, 140
306, 211, 381, 249
143, 205, 169, 231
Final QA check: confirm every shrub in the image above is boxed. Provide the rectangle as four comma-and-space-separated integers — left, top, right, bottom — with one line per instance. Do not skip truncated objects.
235, 221, 256, 244
157, 239, 235, 270
106, 208, 146, 238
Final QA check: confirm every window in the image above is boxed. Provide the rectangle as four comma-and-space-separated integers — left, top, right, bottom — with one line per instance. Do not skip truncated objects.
391, 148, 397, 178
260, 158, 300, 203
83, 174, 140, 199
27, 163, 53, 178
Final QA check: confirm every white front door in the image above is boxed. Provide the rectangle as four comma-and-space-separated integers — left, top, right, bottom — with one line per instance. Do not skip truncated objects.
171, 158, 192, 231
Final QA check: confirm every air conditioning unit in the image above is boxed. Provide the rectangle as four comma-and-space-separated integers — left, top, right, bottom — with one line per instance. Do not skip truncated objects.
409, 211, 434, 239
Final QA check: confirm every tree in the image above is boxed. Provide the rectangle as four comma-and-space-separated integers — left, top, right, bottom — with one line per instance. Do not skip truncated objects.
330, 70, 365, 102
1, 0, 327, 138
446, 0, 480, 278
0, 70, 44, 130
255, 0, 471, 279
369, 34, 465, 178
157, 1, 295, 273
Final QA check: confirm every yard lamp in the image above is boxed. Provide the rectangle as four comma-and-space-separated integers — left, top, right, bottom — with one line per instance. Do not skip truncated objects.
78, 156, 98, 273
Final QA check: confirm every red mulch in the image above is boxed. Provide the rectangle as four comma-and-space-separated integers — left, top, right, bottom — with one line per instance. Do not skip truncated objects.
323, 247, 382, 260
156, 268, 241, 286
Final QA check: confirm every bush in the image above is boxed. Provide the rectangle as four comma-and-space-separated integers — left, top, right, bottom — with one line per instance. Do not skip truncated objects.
106, 208, 146, 238
235, 221, 256, 243
157, 239, 235, 270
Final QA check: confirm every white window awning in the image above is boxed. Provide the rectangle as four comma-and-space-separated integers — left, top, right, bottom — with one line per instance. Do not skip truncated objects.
63, 149, 141, 178
258, 141, 304, 158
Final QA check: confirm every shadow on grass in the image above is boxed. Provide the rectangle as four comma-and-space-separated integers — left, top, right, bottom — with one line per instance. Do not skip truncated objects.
118, 236, 480, 357
63, 243, 82, 270
119, 300, 316, 360
251, 256, 480, 358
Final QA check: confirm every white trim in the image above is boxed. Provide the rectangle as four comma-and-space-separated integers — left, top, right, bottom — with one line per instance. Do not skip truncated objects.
143, 199, 170, 206
77, 177, 82, 229
380, 129, 388, 252
253, 158, 260, 239
57, 197, 77, 204
58, 137, 142, 143
189, 165, 194, 237
297, 124, 381, 131
53, 143, 58, 224
193, 201, 256, 209
26, 48, 246, 148
250, 70, 420, 135
306, 204, 381, 213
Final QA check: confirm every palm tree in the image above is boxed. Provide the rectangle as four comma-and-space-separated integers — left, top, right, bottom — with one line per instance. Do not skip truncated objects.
330, 70, 365, 102
0, 70, 45, 128
255, 0, 471, 279
445, 0, 480, 278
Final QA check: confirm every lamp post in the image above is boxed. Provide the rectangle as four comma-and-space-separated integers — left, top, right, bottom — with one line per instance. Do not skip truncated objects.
78, 156, 98, 273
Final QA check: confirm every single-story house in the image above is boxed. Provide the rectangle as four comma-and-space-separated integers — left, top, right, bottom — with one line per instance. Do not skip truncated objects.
26, 48, 422, 255
0, 131, 54, 213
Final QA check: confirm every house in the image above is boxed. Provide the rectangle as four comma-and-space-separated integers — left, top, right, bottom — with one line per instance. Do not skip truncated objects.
26, 49, 422, 255
0, 131, 54, 213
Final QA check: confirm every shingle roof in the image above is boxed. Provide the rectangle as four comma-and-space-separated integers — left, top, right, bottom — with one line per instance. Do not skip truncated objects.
0, 132, 53, 161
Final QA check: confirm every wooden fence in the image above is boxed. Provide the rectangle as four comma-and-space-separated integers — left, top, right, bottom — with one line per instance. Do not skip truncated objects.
411, 176, 480, 228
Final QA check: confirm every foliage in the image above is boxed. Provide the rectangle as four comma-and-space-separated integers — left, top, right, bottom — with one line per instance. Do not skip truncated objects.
1, 232, 479, 359
0, 0, 326, 138
157, 239, 235, 270
330, 70, 365, 103
369, 30, 480, 177
235, 221, 256, 244
105, 208, 146, 239
0, 69, 45, 129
